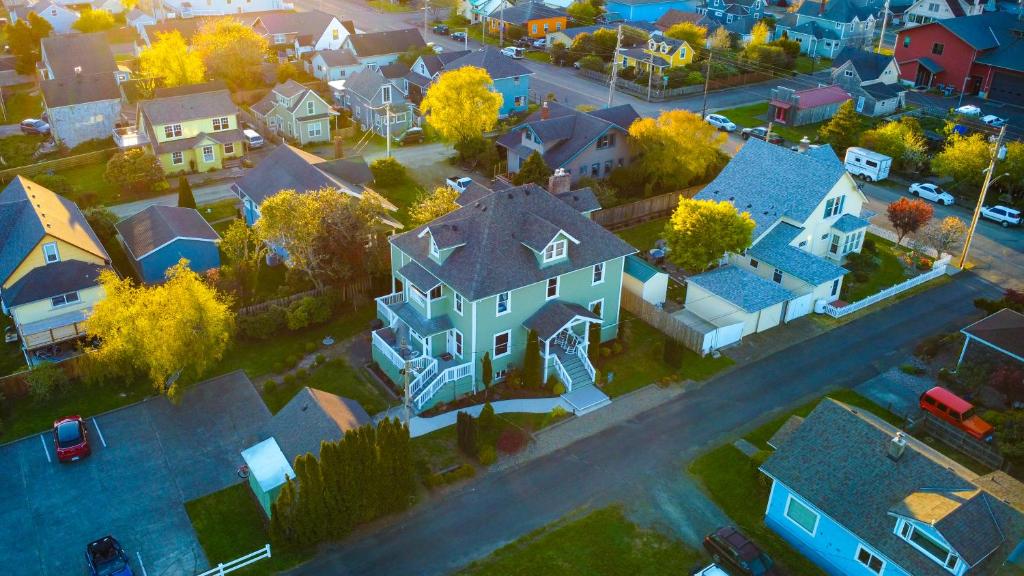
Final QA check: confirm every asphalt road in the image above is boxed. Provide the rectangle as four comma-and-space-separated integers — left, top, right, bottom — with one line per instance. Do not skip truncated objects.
287, 273, 1000, 576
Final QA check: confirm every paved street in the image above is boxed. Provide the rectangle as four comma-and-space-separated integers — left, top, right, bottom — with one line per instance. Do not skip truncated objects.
288, 273, 999, 576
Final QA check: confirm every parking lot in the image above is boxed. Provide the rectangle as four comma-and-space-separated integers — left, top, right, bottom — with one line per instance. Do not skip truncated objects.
0, 371, 272, 576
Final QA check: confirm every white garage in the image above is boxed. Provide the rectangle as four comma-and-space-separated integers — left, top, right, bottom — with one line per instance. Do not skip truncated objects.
623, 255, 669, 307
684, 265, 793, 337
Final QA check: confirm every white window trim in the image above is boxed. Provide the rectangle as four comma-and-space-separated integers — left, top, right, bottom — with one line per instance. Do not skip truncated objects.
493, 329, 511, 359
543, 239, 567, 262
453, 329, 464, 358
454, 292, 463, 316
496, 291, 511, 316
42, 242, 60, 263
784, 494, 819, 537
430, 237, 439, 258
592, 262, 605, 285
855, 544, 886, 575
546, 276, 559, 300
896, 520, 959, 572
308, 122, 322, 137
171, 151, 184, 165
50, 291, 79, 308
202, 145, 215, 163
589, 298, 604, 318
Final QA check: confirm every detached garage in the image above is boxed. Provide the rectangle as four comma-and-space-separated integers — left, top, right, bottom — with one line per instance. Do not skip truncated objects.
684, 265, 792, 337
116, 205, 221, 284
623, 255, 669, 307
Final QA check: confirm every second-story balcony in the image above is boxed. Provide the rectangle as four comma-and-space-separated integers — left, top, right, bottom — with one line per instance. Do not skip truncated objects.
113, 126, 148, 148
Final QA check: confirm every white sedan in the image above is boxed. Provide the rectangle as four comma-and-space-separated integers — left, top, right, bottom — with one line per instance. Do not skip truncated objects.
955, 104, 982, 117
704, 114, 737, 132
981, 114, 1007, 127
909, 183, 955, 205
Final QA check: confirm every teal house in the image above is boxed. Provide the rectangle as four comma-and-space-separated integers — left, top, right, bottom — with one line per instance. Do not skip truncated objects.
371, 171, 635, 412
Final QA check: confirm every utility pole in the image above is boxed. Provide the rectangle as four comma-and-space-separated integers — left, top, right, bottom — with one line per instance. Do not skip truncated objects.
423, 0, 429, 39
606, 24, 623, 108
959, 124, 1007, 269
499, 0, 505, 46
876, 0, 890, 53
646, 57, 654, 101
700, 47, 713, 119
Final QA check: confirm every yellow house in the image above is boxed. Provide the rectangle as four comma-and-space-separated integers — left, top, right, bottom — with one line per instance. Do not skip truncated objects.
618, 33, 694, 75
0, 176, 112, 365
135, 87, 245, 175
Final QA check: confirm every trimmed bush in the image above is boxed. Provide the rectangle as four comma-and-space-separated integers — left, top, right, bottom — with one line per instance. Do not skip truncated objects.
553, 380, 566, 395
283, 373, 297, 386
305, 342, 318, 353
25, 363, 69, 401
478, 445, 497, 466
315, 354, 327, 365
370, 157, 408, 186
237, 308, 286, 340
272, 362, 286, 374
296, 368, 309, 380
286, 354, 300, 367
477, 402, 497, 438
456, 411, 478, 457
611, 342, 623, 355
600, 347, 611, 358
496, 427, 528, 454
862, 237, 877, 254
286, 296, 331, 330
263, 380, 277, 394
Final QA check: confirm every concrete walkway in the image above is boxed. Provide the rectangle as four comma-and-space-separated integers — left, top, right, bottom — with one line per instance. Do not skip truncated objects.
108, 182, 238, 218
377, 397, 573, 438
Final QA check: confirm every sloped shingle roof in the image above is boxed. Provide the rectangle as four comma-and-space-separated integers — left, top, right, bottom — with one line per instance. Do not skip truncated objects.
961, 308, 1024, 360
262, 387, 370, 464
747, 222, 848, 285
687, 265, 793, 313
833, 47, 894, 80
489, 1, 567, 23
41, 72, 121, 107
348, 28, 426, 57
232, 144, 375, 205
445, 46, 533, 80
115, 205, 219, 261
139, 89, 237, 125
41, 32, 118, 79
0, 260, 107, 308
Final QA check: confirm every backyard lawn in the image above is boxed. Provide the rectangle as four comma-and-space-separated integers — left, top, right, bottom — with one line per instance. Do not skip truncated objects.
0, 134, 47, 169
198, 198, 241, 225
1, 90, 43, 122
457, 506, 704, 575
375, 177, 425, 227
794, 56, 831, 75
186, 483, 308, 575
262, 358, 391, 415
615, 217, 668, 252
713, 103, 823, 143
51, 162, 122, 206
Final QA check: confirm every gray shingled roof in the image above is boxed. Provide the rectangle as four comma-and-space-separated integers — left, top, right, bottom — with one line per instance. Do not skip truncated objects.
445, 46, 532, 80
115, 205, 219, 261
398, 260, 441, 291
687, 265, 793, 313
316, 157, 374, 186
832, 213, 870, 233
344, 66, 390, 102
937, 13, 1024, 73
316, 48, 358, 67
0, 260, 107, 308
41, 32, 118, 79
833, 47, 894, 80
0, 176, 109, 285
262, 386, 370, 464
255, 10, 335, 37
761, 399, 1024, 576
796, 0, 875, 21
696, 139, 848, 239
391, 183, 635, 301
232, 145, 363, 205
488, 1, 567, 23
961, 308, 1024, 361
41, 72, 121, 108
747, 222, 847, 286
523, 300, 600, 340
139, 89, 237, 126
151, 129, 243, 155
555, 188, 600, 213
348, 28, 426, 57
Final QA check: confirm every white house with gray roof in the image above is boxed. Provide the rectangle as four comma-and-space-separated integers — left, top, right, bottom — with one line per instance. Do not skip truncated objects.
761, 398, 1024, 575
684, 139, 870, 337
339, 64, 417, 139
372, 171, 634, 413
251, 80, 336, 145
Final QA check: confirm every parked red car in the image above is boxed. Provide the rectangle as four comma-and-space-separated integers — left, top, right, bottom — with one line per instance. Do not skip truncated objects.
919, 387, 994, 442
53, 415, 91, 462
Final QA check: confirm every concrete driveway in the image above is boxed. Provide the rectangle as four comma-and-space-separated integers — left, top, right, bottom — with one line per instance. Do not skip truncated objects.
0, 371, 271, 576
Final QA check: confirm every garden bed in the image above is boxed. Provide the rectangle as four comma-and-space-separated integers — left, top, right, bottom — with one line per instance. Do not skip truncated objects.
839, 234, 933, 303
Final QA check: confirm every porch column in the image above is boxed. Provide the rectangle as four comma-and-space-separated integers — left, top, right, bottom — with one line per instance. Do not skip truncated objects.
955, 335, 972, 371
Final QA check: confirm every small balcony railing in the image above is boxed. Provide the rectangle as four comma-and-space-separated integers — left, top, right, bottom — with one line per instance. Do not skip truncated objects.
113, 126, 148, 148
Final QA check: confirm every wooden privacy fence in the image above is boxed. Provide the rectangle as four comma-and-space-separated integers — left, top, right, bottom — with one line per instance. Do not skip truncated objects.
237, 278, 372, 316
915, 413, 1005, 470
0, 148, 118, 181
621, 291, 706, 355
0, 355, 85, 400
594, 186, 700, 231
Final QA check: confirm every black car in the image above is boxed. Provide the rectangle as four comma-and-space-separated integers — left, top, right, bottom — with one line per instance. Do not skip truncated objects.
86, 536, 134, 576
703, 527, 782, 576
451, 31, 467, 41
741, 126, 784, 145
432, 24, 449, 35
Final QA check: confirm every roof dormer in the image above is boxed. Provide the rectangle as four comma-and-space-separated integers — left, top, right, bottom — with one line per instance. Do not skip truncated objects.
418, 218, 469, 264
520, 213, 580, 267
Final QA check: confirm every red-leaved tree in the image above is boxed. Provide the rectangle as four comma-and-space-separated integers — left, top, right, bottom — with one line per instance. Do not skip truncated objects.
887, 197, 934, 245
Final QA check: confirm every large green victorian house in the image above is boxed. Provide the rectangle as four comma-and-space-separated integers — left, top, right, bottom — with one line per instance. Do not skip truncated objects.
371, 171, 635, 413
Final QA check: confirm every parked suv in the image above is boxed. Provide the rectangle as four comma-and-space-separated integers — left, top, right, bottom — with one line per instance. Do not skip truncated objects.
740, 126, 783, 145
919, 386, 994, 442
86, 536, 133, 576
703, 527, 782, 576
981, 205, 1021, 227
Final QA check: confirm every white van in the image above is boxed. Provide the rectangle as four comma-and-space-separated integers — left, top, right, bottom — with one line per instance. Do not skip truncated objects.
844, 147, 891, 182
243, 129, 264, 149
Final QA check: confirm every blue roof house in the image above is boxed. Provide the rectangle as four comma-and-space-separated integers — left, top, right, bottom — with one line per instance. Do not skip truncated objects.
115, 205, 221, 284
683, 139, 870, 338
605, 0, 699, 22
760, 398, 1024, 575
408, 47, 534, 118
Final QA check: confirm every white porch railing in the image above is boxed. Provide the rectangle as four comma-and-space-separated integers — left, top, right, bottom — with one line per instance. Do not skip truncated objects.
375, 292, 405, 327
413, 361, 473, 410
821, 258, 949, 318
408, 357, 439, 400
196, 545, 271, 576
575, 344, 596, 383
553, 355, 573, 392
372, 329, 407, 370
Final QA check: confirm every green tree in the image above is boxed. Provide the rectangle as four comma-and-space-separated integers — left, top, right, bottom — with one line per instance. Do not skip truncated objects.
481, 352, 493, 399
921, 216, 967, 256
513, 151, 552, 186
931, 132, 992, 192
275, 60, 302, 84
192, 18, 269, 89
477, 403, 497, 440
422, 67, 502, 158
72, 9, 117, 32
664, 22, 706, 50
84, 263, 235, 399
105, 148, 165, 195
859, 116, 927, 171
629, 110, 725, 194
817, 100, 863, 153
665, 197, 755, 271
177, 175, 196, 209
1000, 141, 1024, 196
218, 219, 266, 304
83, 207, 119, 243
523, 329, 541, 388
9, 16, 50, 75
269, 476, 299, 549
25, 362, 69, 401
140, 31, 206, 88
293, 453, 327, 545
456, 411, 478, 457
409, 186, 460, 226
398, 44, 438, 66
566, 0, 599, 24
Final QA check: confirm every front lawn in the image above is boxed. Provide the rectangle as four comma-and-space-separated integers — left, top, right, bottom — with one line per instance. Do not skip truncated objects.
52, 161, 170, 207
794, 56, 831, 75
214, 305, 376, 379
840, 234, 911, 302
186, 483, 307, 575
713, 103, 822, 143
525, 51, 550, 63
197, 199, 240, 224
597, 312, 733, 398
262, 358, 391, 415
615, 217, 668, 252
457, 506, 704, 575
0, 134, 46, 169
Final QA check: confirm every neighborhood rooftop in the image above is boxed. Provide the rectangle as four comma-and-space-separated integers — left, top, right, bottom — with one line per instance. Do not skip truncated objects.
445, 46, 533, 80
488, 1, 567, 22
41, 32, 118, 78
347, 28, 426, 56
115, 205, 220, 261
262, 387, 371, 464
139, 88, 237, 125
41, 73, 121, 108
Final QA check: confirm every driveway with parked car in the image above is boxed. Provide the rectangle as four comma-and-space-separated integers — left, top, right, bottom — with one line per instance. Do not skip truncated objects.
0, 371, 270, 576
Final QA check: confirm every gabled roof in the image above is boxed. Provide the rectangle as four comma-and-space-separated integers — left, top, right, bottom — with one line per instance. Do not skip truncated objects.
655, 8, 703, 29
445, 46, 533, 80
488, 0, 567, 23
696, 139, 849, 239
762, 399, 1024, 576
785, 17, 843, 39
0, 176, 109, 285
924, 13, 1024, 73
314, 48, 359, 67
139, 88, 236, 126
961, 308, 1024, 361
0, 260, 108, 308
797, 0, 876, 21
747, 222, 847, 285
792, 85, 851, 108
262, 386, 371, 464
347, 28, 426, 57
687, 265, 793, 312
41, 72, 121, 108
344, 65, 393, 102
154, 80, 229, 99
115, 205, 219, 261
41, 32, 117, 79
391, 183, 634, 301
416, 50, 473, 77
524, 300, 600, 340
556, 21, 658, 39
833, 47, 895, 80
254, 10, 336, 38
143, 14, 265, 44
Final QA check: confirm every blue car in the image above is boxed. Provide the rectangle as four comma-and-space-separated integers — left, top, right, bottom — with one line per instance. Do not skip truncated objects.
86, 536, 134, 576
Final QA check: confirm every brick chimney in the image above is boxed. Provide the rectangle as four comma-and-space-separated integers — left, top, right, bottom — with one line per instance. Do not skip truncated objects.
547, 168, 571, 195
540, 101, 550, 121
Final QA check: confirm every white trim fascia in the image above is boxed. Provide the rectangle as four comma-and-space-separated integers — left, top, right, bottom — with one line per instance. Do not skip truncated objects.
134, 236, 221, 261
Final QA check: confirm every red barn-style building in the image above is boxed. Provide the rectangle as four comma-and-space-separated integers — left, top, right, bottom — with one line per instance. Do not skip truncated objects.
894, 13, 1024, 104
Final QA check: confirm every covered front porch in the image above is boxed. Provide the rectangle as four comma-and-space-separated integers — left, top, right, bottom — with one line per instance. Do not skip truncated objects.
18, 308, 92, 367
525, 300, 601, 393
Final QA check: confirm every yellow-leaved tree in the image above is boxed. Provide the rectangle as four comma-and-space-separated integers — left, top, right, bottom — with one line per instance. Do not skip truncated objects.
628, 109, 726, 195
409, 186, 461, 226
664, 22, 707, 51
140, 31, 206, 88
664, 198, 755, 272
421, 66, 502, 159
85, 263, 234, 399
192, 18, 269, 89
749, 21, 770, 46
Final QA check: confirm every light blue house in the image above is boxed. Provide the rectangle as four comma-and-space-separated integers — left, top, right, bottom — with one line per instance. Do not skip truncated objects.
604, 0, 699, 22
760, 399, 1024, 576
407, 47, 533, 119
115, 205, 220, 284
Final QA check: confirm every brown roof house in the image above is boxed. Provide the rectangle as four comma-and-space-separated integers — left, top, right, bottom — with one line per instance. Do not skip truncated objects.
769, 84, 851, 126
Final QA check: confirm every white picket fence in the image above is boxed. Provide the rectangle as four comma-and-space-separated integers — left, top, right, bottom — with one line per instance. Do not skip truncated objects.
196, 545, 271, 576
822, 258, 949, 318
